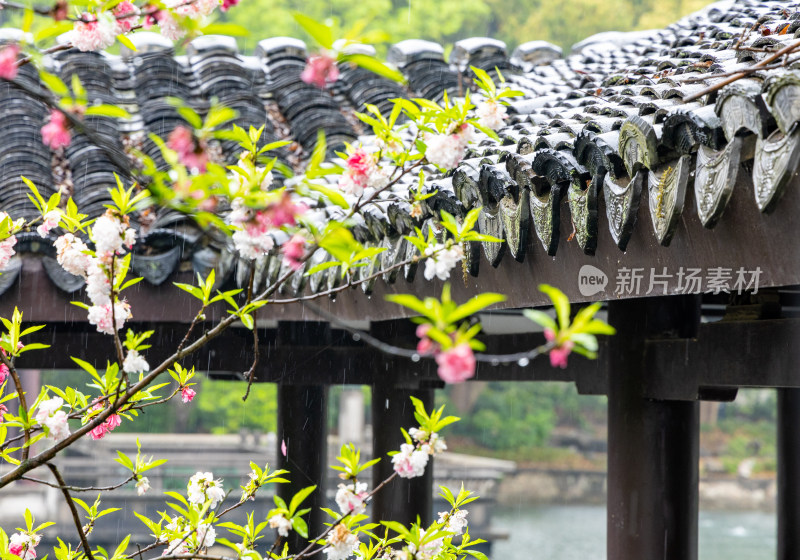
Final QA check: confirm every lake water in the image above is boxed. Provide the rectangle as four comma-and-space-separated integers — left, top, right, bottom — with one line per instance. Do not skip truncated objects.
491, 505, 776, 560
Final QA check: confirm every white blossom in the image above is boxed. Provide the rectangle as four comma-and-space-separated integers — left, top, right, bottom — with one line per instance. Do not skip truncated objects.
423, 243, 464, 281
71, 12, 117, 52
232, 229, 275, 260
188, 471, 226, 508
34, 397, 71, 442
268, 514, 293, 537
335, 481, 368, 515
324, 524, 359, 560
136, 477, 151, 496
36, 210, 61, 238
438, 509, 468, 535
123, 350, 150, 374
475, 99, 507, 130
391, 443, 429, 479
54, 233, 91, 277
91, 214, 126, 256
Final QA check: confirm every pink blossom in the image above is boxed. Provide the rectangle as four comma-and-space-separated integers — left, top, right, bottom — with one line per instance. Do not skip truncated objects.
220, 0, 239, 11
0, 363, 8, 384
0, 44, 19, 81
282, 234, 306, 270
41, 110, 71, 150
416, 324, 438, 356
54, 233, 91, 277
181, 386, 196, 403
281, 439, 287, 456
113, 1, 141, 33
36, 210, 61, 238
262, 192, 306, 229
391, 442, 429, 479
435, 343, 476, 383
544, 328, 574, 368
8, 532, 38, 560
337, 147, 388, 197
87, 300, 131, 335
105, 414, 121, 430
89, 423, 108, 440
72, 12, 117, 52
301, 53, 339, 88
167, 126, 208, 172
0, 234, 17, 271
167, 0, 218, 19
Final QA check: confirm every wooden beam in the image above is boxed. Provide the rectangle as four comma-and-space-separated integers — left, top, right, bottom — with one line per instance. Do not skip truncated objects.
3, 174, 800, 323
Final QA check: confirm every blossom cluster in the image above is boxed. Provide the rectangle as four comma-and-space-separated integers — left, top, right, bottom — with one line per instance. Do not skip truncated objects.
422, 243, 464, 282
416, 324, 477, 384
424, 123, 475, 170
475, 98, 508, 131
229, 193, 306, 261
164, 516, 216, 555
0, 211, 23, 271
34, 397, 71, 442
187, 471, 226, 508
54, 212, 136, 335
324, 523, 360, 560
334, 481, 368, 515
8, 531, 40, 560
392, 427, 446, 479
268, 513, 293, 537
88, 402, 123, 440
337, 147, 390, 198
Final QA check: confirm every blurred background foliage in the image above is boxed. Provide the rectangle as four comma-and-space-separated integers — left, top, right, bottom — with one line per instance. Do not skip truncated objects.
225, 0, 716, 53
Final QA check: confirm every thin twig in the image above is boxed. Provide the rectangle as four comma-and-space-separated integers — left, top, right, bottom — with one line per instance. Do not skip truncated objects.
2, 352, 31, 462
47, 463, 96, 560
21, 473, 134, 492
683, 39, 800, 102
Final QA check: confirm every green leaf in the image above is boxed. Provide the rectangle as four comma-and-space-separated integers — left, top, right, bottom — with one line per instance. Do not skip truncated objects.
292, 515, 308, 539
447, 293, 506, 323
308, 183, 350, 209
288, 485, 316, 516
292, 13, 333, 49
539, 284, 570, 331
201, 23, 250, 36
84, 105, 130, 119
116, 33, 137, 52
341, 54, 406, 84
522, 309, 557, 331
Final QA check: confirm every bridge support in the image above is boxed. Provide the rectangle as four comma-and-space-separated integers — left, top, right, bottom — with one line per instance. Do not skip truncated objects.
778, 388, 800, 560
607, 297, 700, 560
277, 384, 328, 552
371, 383, 434, 526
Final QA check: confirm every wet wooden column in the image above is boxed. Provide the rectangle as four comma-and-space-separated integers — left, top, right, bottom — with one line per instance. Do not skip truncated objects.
277, 384, 328, 552
371, 383, 434, 526
778, 388, 800, 560
607, 297, 700, 560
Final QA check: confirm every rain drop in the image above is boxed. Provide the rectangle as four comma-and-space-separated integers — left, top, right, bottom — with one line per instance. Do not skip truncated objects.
411, 353, 420, 362
518, 357, 530, 367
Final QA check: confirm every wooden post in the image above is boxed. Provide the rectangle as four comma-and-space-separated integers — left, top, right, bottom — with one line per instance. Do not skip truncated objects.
371, 383, 434, 526
606, 297, 700, 560
277, 384, 328, 552
778, 388, 800, 560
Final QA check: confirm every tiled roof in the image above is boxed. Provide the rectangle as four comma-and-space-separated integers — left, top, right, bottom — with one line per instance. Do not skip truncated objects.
2, 0, 800, 303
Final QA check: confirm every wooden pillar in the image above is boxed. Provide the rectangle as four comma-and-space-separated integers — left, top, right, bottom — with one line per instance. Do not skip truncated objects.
778, 388, 800, 560
277, 384, 328, 552
371, 383, 434, 526
607, 297, 700, 560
